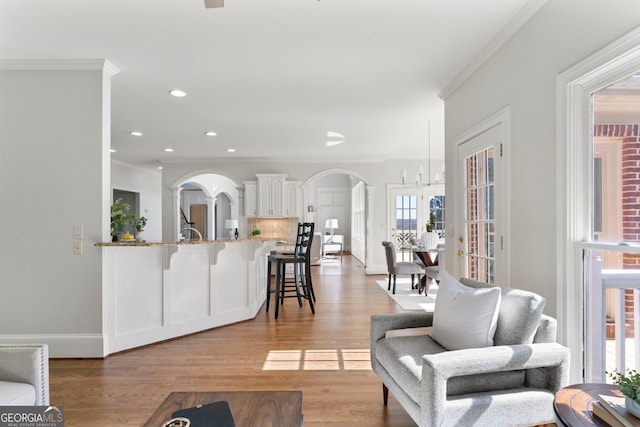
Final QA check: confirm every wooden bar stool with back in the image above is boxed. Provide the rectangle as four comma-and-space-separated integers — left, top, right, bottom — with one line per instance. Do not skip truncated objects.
266, 222, 316, 319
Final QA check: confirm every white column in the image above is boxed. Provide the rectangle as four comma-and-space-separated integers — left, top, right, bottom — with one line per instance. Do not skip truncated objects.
365, 185, 376, 272
172, 186, 182, 241
206, 196, 216, 240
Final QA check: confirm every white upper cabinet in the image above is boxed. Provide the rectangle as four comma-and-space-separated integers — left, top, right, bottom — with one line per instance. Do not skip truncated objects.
245, 174, 301, 218
243, 181, 257, 217
244, 174, 302, 218
256, 174, 286, 217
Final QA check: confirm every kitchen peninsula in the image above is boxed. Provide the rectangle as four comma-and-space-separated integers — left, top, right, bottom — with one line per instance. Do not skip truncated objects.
97, 238, 276, 356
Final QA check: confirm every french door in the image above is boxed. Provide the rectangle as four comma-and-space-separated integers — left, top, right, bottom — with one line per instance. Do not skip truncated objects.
457, 121, 506, 283
388, 186, 424, 262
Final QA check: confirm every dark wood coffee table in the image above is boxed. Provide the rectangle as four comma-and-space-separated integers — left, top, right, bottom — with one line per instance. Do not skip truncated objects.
144, 391, 303, 427
554, 383, 622, 426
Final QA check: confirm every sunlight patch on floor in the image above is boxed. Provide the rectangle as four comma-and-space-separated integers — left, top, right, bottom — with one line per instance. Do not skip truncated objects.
262, 349, 370, 371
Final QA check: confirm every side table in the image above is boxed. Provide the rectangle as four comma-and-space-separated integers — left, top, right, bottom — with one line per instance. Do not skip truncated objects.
322, 235, 343, 263
554, 383, 622, 426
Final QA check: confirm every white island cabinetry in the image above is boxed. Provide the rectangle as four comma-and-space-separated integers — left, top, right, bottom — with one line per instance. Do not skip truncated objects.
101, 239, 275, 356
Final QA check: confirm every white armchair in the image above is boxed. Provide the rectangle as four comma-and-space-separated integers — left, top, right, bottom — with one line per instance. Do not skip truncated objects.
370, 276, 570, 426
0, 344, 49, 405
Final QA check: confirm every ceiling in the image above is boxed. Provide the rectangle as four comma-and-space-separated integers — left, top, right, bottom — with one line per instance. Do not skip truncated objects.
1, 0, 536, 167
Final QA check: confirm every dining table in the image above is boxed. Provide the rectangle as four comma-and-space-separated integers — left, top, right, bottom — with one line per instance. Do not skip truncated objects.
413, 247, 438, 267
411, 246, 439, 294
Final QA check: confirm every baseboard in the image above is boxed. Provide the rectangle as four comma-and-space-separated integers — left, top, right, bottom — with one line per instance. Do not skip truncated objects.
0, 334, 105, 358
366, 264, 388, 275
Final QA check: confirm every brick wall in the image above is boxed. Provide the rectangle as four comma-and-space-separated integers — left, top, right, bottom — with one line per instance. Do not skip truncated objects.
596, 124, 640, 336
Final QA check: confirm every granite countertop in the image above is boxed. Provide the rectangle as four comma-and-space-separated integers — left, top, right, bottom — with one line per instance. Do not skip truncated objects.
95, 237, 281, 247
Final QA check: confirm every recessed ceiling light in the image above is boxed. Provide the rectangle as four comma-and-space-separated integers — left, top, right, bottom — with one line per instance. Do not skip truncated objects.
130, 131, 143, 136
326, 130, 345, 147
205, 131, 217, 136
326, 140, 344, 147
157, 166, 163, 170
169, 89, 187, 97
164, 148, 174, 152
226, 148, 236, 153
110, 149, 116, 153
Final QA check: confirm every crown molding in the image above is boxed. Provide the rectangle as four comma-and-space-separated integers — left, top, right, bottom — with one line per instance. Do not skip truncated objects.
0, 59, 120, 75
439, 0, 548, 100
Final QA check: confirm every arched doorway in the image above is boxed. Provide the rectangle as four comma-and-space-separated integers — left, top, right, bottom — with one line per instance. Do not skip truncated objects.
171, 172, 240, 241
302, 169, 372, 268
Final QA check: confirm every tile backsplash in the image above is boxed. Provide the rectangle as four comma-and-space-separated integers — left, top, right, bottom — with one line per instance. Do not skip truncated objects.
248, 217, 299, 242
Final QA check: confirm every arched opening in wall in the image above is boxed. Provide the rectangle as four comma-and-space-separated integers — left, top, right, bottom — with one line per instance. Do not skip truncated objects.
303, 169, 370, 267
173, 172, 240, 241
180, 183, 207, 241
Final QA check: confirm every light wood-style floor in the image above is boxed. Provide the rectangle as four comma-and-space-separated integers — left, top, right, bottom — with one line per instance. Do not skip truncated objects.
50, 255, 418, 426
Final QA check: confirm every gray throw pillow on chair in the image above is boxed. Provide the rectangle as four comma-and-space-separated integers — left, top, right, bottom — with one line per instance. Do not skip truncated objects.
459, 277, 546, 346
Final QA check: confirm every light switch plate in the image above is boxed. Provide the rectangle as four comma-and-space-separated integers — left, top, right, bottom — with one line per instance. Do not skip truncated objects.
73, 241, 82, 255
73, 224, 83, 239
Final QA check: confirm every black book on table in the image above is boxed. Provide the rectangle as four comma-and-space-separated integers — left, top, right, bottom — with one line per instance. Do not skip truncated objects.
171, 401, 235, 427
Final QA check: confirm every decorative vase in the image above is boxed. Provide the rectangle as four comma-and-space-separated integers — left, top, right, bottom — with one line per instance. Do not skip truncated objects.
136, 231, 144, 242
112, 235, 120, 242
421, 231, 439, 250
626, 397, 640, 418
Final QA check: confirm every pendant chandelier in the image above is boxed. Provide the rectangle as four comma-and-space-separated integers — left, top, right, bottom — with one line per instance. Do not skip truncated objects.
401, 119, 445, 187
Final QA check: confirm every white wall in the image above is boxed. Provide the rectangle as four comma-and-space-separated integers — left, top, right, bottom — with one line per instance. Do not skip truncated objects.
442, 0, 640, 319
111, 161, 162, 242
0, 61, 114, 356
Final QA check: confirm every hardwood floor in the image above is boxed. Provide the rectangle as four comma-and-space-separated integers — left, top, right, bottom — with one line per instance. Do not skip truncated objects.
50, 255, 417, 426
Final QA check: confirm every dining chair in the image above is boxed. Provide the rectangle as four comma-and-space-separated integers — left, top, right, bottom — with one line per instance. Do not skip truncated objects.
409, 235, 427, 269
382, 241, 423, 294
423, 244, 445, 286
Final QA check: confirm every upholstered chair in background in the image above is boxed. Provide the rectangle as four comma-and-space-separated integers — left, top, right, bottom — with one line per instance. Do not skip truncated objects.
382, 241, 423, 294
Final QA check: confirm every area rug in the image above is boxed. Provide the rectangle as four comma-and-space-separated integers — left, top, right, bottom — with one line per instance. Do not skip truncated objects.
375, 278, 437, 311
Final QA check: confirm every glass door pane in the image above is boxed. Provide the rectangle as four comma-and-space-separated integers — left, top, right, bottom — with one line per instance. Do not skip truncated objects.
389, 188, 423, 262
465, 146, 495, 282
395, 194, 417, 249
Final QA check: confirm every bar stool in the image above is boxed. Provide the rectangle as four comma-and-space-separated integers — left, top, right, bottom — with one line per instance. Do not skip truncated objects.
280, 222, 316, 304
266, 223, 315, 319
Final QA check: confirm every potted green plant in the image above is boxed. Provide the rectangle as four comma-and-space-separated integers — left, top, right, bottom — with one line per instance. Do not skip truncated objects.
134, 216, 147, 242
422, 213, 439, 249
252, 229, 261, 236
110, 198, 135, 242
426, 213, 437, 232
608, 369, 640, 417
